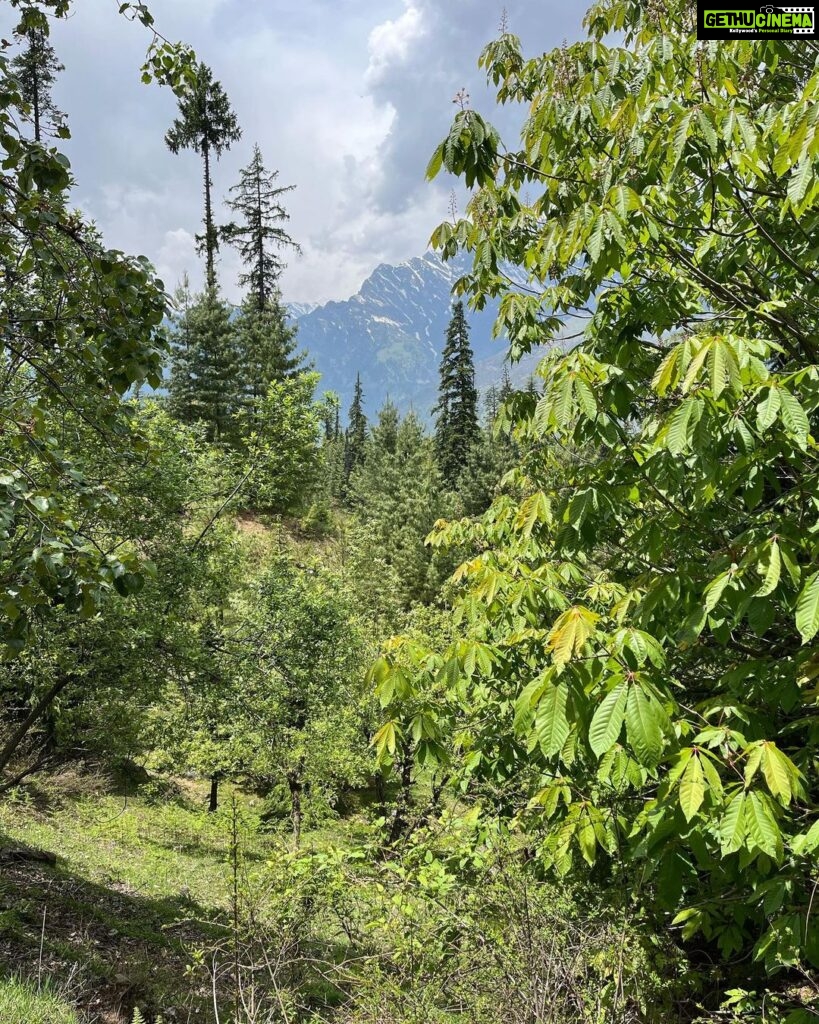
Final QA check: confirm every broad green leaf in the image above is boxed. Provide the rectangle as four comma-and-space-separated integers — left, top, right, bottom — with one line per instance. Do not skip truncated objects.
756, 540, 781, 598
745, 792, 781, 859
779, 389, 810, 441
756, 386, 781, 432
536, 682, 570, 758
679, 753, 706, 821
762, 742, 793, 804
589, 681, 627, 757
720, 792, 747, 854
625, 685, 664, 766
547, 606, 599, 667
796, 571, 819, 643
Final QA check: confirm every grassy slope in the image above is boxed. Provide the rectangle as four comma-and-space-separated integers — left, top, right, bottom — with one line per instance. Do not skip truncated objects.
0, 773, 273, 1023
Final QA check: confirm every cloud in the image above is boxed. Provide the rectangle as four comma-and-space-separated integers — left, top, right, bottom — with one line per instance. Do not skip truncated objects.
0, 0, 587, 305
366, 3, 427, 85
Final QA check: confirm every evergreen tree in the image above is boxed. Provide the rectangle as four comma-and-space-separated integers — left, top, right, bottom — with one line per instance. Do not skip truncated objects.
434, 301, 480, 487
168, 287, 240, 442
348, 408, 451, 628
233, 294, 304, 428
166, 275, 197, 422
165, 64, 241, 290
11, 21, 64, 142
222, 144, 300, 312
343, 373, 367, 489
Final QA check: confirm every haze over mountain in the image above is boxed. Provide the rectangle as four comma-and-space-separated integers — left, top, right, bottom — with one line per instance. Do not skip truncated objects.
291, 250, 557, 416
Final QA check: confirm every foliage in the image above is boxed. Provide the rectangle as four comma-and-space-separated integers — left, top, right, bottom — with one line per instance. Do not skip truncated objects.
434, 301, 481, 488
233, 295, 305, 419
165, 62, 241, 288
10, 19, 65, 142
221, 142, 301, 311
0, 406, 230, 785
343, 373, 368, 491
0, 1, 189, 661
167, 285, 241, 442
241, 371, 323, 513
348, 407, 453, 631
380, 0, 819, 1001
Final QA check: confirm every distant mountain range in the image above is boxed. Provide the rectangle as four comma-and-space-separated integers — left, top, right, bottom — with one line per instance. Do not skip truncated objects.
289, 251, 564, 417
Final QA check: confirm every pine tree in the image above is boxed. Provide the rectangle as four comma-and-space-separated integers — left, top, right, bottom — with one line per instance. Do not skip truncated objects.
222, 144, 300, 312
11, 21, 65, 142
233, 294, 304, 428
166, 275, 197, 421
347, 408, 451, 627
343, 373, 367, 489
168, 287, 240, 442
434, 301, 480, 487
165, 64, 241, 290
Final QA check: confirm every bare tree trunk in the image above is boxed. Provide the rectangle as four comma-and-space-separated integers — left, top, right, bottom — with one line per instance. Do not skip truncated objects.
0, 675, 71, 780
208, 772, 220, 814
203, 140, 216, 290
389, 751, 413, 843
288, 772, 303, 848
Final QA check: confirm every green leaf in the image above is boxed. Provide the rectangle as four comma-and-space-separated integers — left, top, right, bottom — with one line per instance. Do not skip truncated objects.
536, 682, 570, 758
704, 570, 732, 613
788, 157, 812, 207
756, 540, 781, 598
779, 389, 810, 441
745, 792, 781, 859
796, 571, 819, 643
625, 686, 664, 766
696, 107, 718, 155
547, 606, 599, 667
762, 742, 793, 804
589, 682, 627, 757
720, 792, 747, 854
679, 753, 706, 821
756, 386, 781, 432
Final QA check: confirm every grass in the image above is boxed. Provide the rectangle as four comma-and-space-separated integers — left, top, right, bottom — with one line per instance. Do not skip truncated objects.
0, 772, 273, 1022
0, 976, 80, 1024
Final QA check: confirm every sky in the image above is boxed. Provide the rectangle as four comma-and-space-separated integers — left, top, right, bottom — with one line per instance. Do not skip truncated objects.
4, 0, 585, 304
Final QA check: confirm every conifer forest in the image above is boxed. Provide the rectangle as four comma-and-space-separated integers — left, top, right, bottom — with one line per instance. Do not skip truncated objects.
2, 1, 819, 1022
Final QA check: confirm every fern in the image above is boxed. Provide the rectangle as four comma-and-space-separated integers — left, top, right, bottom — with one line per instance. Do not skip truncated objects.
131, 1011, 163, 1024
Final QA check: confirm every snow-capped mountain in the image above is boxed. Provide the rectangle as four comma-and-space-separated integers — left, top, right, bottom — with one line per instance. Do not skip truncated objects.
289, 251, 550, 417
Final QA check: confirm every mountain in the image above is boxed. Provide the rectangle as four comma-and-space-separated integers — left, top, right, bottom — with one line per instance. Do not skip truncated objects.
289, 251, 557, 417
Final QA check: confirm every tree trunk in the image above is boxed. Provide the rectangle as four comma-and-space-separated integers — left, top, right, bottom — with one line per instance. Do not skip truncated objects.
389, 751, 413, 843
33, 65, 41, 143
208, 773, 220, 813
203, 141, 216, 290
256, 169, 265, 311
288, 772, 303, 848
0, 675, 71, 780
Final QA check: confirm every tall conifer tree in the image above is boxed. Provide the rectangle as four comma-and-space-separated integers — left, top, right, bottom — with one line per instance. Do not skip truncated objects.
168, 286, 240, 442
11, 21, 63, 144
222, 144, 300, 312
434, 301, 480, 486
222, 146, 304, 413
11, 21, 64, 142
165, 64, 241, 290
344, 373, 368, 488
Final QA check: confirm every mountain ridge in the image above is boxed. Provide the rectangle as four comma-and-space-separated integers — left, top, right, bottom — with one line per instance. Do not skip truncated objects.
289, 250, 548, 416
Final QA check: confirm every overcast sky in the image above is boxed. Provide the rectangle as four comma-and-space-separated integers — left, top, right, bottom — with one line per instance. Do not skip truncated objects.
4, 0, 584, 303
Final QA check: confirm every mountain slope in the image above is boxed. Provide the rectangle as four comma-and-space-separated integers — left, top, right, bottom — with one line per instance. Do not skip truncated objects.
291, 251, 551, 416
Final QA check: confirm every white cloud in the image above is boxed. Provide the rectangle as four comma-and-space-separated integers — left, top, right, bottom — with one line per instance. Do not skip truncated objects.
0, 0, 587, 306
366, 3, 426, 84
